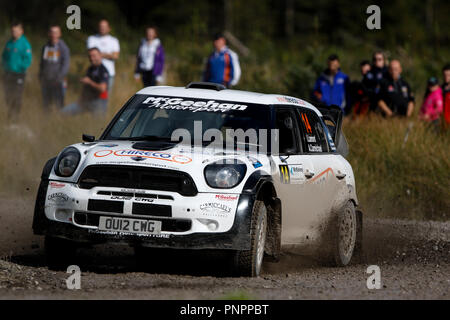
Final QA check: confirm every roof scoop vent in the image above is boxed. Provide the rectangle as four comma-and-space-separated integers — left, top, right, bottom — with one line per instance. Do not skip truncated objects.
186, 82, 226, 91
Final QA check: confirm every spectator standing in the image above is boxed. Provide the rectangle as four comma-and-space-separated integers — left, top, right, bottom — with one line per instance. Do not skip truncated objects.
363, 51, 388, 111
203, 33, 241, 88
134, 27, 165, 87
62, 48, 109, 116
420, 77, 443, 130
39, 25, 70, 110
1, 22, 32, 119
312, 54, 350, 113
87, 20, 119, 96
441, 64, 450, 127
378, 60, 414, 117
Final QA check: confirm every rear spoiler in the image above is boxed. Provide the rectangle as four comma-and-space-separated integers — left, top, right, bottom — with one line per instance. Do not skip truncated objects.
316, 104, 349, 157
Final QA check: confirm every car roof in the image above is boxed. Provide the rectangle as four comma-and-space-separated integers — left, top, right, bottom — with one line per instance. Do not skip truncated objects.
136, 86, 322, 116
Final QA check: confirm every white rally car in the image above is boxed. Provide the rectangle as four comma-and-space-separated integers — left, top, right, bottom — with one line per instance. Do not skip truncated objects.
33, 82, 362, 276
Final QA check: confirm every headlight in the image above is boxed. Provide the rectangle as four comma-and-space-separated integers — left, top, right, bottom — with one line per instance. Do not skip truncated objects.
204, 160, 247, 189
55, 147, 81, 177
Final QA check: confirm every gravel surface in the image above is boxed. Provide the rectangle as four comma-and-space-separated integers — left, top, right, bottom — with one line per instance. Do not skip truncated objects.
0, 197, 448, 299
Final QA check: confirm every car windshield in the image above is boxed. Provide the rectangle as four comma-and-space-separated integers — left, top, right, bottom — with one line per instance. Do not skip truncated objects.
102, 95, 272, 146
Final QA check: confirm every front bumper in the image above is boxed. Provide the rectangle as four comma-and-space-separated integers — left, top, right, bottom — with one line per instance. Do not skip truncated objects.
34, 180, 255, 250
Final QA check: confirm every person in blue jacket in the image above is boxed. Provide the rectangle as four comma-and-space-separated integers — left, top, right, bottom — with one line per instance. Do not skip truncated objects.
312, 54, 350, 113
203, 33, 238, 88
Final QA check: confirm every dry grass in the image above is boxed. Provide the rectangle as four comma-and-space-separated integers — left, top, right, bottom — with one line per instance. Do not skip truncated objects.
0, 54, 448, 220
345, 116, 450, 220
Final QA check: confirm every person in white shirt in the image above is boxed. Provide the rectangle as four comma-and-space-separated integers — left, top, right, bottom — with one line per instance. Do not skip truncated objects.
87, 19, 120, 97
134, 26, 165, 87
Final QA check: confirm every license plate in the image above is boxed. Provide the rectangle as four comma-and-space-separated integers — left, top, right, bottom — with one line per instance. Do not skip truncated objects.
98, 217, 161, 235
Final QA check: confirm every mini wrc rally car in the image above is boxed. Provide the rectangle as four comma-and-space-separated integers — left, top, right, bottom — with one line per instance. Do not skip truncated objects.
33, 82, 362, 277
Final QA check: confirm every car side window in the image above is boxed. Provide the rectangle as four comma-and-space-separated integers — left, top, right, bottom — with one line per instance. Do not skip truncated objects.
274, 108, 302, 155
297, 109, 329, 153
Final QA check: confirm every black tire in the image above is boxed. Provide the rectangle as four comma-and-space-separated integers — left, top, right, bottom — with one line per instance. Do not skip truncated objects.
45, 236, 78, 271
332, 201, 357, 266
32, 179, 49, 235
233, 200, 268, 277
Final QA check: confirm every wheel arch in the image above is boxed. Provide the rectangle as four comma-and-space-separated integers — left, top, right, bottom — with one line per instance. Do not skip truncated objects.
243, 172, 282, 261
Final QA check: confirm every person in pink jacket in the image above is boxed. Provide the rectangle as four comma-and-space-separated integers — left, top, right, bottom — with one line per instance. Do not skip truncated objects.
420, 77, 443, 128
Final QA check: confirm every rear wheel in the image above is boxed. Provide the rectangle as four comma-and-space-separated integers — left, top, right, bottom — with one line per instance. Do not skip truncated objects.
45, 236, 78, 271
333, 201, 357, 266
233, 200, 267, 277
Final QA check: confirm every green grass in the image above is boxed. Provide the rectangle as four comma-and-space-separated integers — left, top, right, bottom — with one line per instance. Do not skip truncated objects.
345, 116, 450, 221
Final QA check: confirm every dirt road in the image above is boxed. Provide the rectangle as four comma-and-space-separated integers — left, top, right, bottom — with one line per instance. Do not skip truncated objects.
0, 197, 449, 299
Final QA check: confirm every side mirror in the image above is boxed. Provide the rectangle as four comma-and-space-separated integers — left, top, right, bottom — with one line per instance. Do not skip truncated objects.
82, 134, 95, 142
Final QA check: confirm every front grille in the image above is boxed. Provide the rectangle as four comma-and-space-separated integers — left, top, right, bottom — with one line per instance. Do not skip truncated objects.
74, 212, 191, 232
132, 203, 172, 217
78, 165, 197, 196
88, 199, 124, 213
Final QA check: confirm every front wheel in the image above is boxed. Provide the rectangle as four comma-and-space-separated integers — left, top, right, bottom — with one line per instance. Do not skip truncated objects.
233, 200, 267, 277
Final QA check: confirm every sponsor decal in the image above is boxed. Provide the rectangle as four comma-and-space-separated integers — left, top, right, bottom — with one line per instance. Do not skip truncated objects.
290, 165, 303, 176
388, 85, 394, 92
199, 202, 231, 213
49, 182, 66, 189
141, 96, 248, 113
94, 149, 192, 164
276, 96, 307, 106
306, 135, 316, 143
135, 197, 155, 203
48, 192, 69, 204
215, 194, 239, 201
247, 156, 262, 168
279, 165, 290, 184
337, 78, 345, 84
308, 144, 323, 152
88, 229, 170, 238
308, 167, 334, 184
111, 196, 132, 200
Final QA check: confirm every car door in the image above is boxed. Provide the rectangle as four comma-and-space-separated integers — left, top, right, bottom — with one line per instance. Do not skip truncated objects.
270, 107, 317, 245
296, 107, 348, 219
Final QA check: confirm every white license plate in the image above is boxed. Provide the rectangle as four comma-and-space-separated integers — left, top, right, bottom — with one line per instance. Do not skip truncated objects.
98, 217, 161, 235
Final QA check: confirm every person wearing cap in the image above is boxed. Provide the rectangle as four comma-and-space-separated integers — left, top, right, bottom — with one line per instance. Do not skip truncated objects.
202, 33, 241, 88
441, 64, 450, 127
420, 76, 443, 129
378, 60, 415, 117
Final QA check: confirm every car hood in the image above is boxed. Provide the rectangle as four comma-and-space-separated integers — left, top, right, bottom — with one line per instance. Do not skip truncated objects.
50, 140, 271, 193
